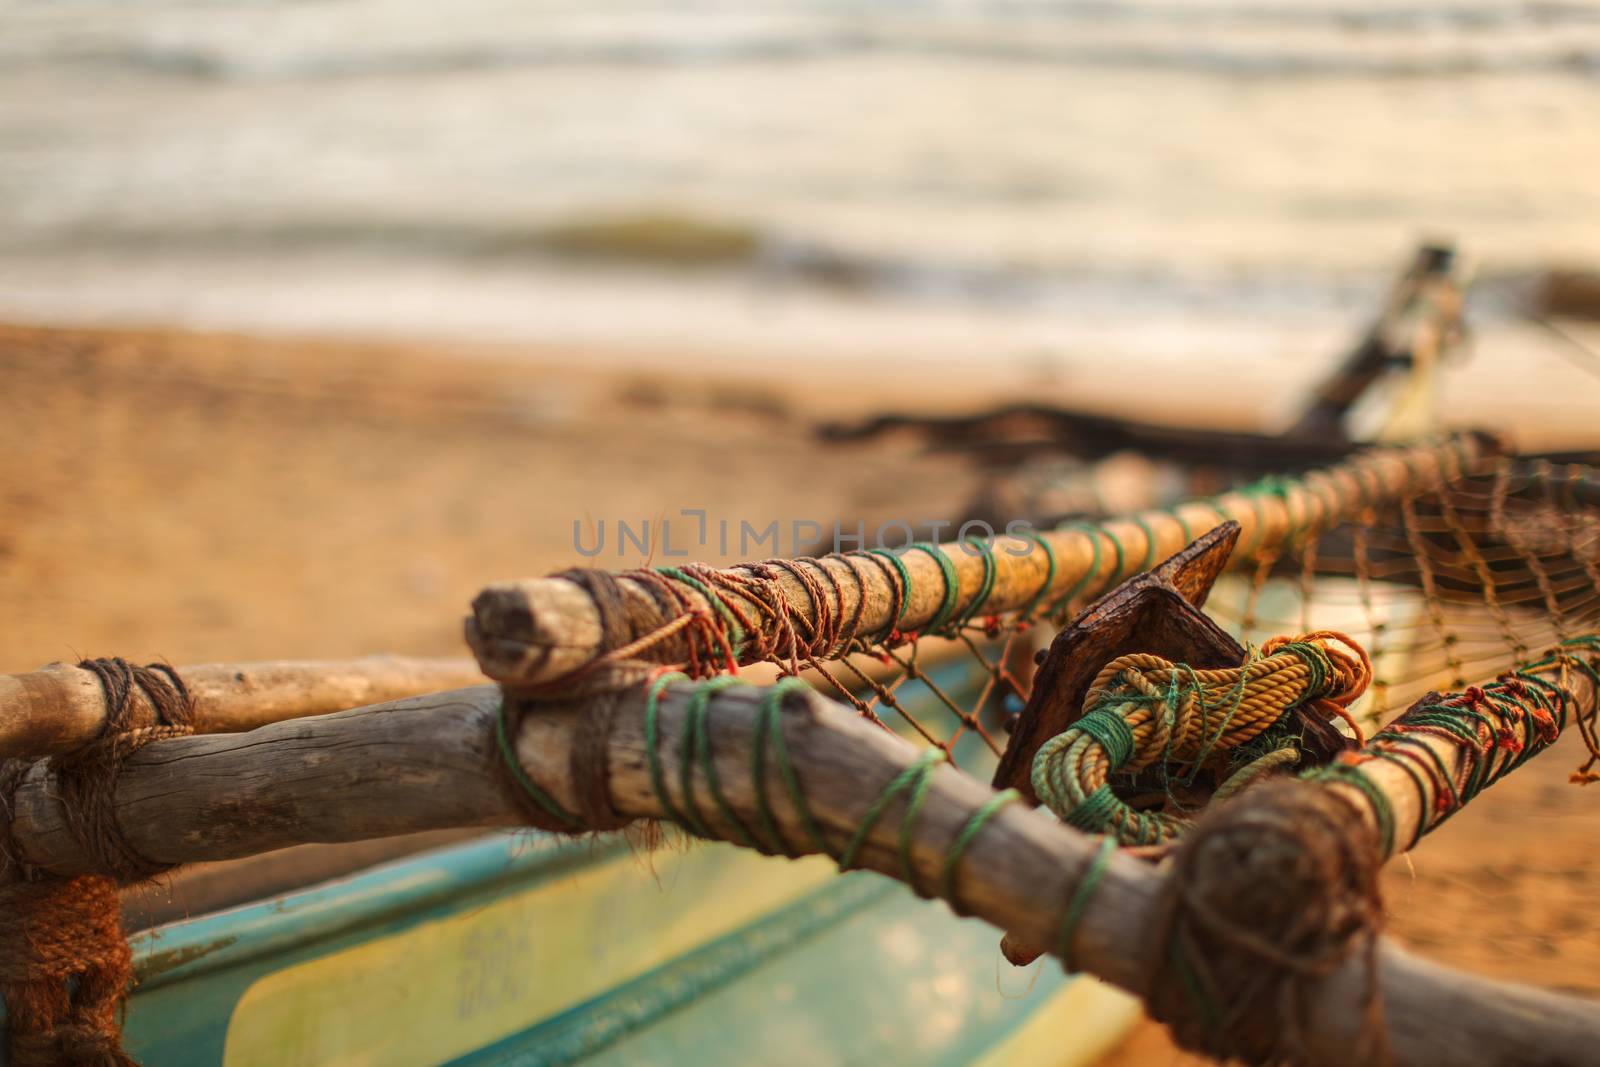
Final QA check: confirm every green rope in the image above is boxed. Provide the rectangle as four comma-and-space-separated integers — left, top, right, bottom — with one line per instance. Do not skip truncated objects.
939, 788, 1019, 909
838, 749, 944, 870
867, 548, 914, 636
656, 566, 745, 656
685, 674, 750, 845
952, 536, 998, 630
1017, 531, 1058, 621
1047, 523, 1104, 618
645, 670, 694, 831
494, 697, 583, 830
1305, 762, 1397, 857
1057, 835, 1116, 971
1132, 514, 1161, 572
756, 677, 835, 857
907, 542, 961, 633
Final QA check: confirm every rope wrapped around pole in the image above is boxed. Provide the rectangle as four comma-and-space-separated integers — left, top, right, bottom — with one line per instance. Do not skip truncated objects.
0, 655, 484, 760
467, 434, 1503, 689
4, 652, 1600, 1064
1, 658, 199, 1067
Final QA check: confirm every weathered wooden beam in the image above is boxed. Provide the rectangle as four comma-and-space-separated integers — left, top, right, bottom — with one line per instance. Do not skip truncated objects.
0, 655, 484, 759
468, 434, 1502, 686
5, 663, 1598, 1066
1318, 640, 1600, 860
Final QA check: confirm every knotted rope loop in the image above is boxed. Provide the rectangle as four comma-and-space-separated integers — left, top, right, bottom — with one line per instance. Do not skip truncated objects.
49, 658, 199, 884
0, 656, 198, 1067
1147, 779, 1388, 1066
1033, 632, 1373, 846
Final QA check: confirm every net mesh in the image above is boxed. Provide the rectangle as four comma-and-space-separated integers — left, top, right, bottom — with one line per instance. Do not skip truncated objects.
726, 452, 1600, 785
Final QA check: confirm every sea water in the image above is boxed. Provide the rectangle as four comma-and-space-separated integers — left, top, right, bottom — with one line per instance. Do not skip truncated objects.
1, 0, 1598, 421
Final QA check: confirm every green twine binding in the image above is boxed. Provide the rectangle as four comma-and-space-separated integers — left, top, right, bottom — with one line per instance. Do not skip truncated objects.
683, 674, 748, 844
494, 697, 583, 830
907, 542, 961, 633
1303, 762, 1396, 857
1057, 835, 1116, 971
1101, 524, 1128, 585
867, 548, 914, 636
655, 566, 746, 657
634, 674, 1086, 926
645, 671, 694, 831
1063, 784, 1124, 835
1132, 514, 1161, 572
755, 677, 834, 857
952, 536, 998, 630
897, 753, 942, 891
1017, 531, 1057, 621
1048, 523, 1105, 618
838, 749, 942, 868
1073, 708, 1136, 769
939, 788, 1019, 909
1168, 507, 1194, 546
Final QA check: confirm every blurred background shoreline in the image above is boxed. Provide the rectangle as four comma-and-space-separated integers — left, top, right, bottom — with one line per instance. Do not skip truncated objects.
4, 0, 1600, 406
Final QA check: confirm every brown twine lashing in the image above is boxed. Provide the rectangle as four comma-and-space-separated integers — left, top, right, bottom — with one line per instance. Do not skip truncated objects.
0, 657, 197, 1067
53, 658, 198, 883
1147, 779, 1389, 1067
544, 559, 882, 697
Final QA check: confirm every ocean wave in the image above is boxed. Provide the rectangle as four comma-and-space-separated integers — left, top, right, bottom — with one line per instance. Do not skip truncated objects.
12, 34, 1599, 82
1, 212, 1383, 318
8, 1, 1600, 82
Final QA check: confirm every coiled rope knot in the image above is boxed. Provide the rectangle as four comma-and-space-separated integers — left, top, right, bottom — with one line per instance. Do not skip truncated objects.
1148, 779, 1387, 1065
1032, 631, 1373, 846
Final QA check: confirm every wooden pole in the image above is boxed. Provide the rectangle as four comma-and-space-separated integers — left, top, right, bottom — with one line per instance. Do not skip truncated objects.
1320, 642, 1600, 859
467, 434, 1502, 686
0, 655, 484, 759
4, 669, 1596, 1066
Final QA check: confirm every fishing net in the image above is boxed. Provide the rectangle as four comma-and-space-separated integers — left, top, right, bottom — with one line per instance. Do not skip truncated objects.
471, 434, 1600, 828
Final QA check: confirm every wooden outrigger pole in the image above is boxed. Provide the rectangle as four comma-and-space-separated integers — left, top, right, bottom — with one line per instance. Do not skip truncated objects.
468, 433, 1500, 687
3, 642, 1597, 1065
0, 655, 483, 758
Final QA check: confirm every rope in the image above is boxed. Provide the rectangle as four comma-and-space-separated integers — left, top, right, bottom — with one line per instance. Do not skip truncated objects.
906, 543, 961, 634
1056, 835, 1116, 972
633, 676, 1023, 919
0, 657, 200, 1067
1306, 634, 1600, 857
1148, 780, 1387, 1066
1032, 632, 1373, 845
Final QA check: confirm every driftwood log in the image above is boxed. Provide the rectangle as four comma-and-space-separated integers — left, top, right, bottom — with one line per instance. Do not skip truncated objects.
469, 434, 1503, 687
4, 660, 1597, 1066
0, 655, 484, 758
816, 242, 1466, 467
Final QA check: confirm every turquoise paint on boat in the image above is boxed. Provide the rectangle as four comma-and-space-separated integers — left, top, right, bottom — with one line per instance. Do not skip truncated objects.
571, 879, 1076, 1067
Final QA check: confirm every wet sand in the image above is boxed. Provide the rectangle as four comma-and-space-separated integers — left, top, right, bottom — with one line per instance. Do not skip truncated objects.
4, 320, 1598, 1062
